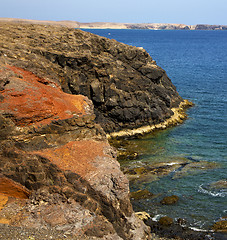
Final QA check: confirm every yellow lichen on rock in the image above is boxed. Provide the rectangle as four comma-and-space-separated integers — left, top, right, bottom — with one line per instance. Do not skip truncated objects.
212, 220, 227, 232
0, 194, 8, 211
0, 194, 10, 224
135, 211, 151, 221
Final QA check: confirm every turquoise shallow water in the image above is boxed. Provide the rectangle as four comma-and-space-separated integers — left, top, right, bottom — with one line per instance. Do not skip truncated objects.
83, 29, 227, 230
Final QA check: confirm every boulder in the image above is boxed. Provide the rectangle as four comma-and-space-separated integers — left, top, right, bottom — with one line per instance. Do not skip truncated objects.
158, 216, 174, 226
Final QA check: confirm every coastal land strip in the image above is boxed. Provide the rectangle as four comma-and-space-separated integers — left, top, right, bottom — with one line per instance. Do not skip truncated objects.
0, 17, 227, 30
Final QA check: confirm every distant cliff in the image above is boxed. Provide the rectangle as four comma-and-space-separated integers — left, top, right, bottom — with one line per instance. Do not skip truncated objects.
0, 18, 226, 30
195, 24, 227, 30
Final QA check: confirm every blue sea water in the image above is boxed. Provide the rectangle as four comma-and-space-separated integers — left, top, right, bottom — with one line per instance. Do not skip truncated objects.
83, 29, 227, 230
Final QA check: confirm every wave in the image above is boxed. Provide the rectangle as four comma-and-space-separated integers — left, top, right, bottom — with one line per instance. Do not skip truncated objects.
151, 214, 165, 222
198, 184, 227, 197
189, 227, 209, 232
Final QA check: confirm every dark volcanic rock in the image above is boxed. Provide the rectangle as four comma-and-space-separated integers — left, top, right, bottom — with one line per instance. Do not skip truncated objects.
0, 22, 184, 135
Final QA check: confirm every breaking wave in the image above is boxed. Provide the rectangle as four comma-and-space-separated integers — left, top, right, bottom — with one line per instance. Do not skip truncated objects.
198, 184, 227, 197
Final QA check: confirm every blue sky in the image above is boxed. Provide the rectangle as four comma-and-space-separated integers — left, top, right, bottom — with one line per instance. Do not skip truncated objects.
0, 0, 226, 25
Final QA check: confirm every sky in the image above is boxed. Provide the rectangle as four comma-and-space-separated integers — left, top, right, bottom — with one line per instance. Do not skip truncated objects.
0, 0, 227, 25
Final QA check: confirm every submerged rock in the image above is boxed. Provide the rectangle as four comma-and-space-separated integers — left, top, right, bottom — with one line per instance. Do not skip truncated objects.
130, 189, 154, 200
172, 161, 219, 179
160, 195, 179, 205
122, 157, 190, 184
209, 180, 227, 189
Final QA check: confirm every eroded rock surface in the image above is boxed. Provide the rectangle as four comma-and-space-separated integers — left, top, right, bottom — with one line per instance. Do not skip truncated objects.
0, 22, 186, 135
0, 62, 150, 239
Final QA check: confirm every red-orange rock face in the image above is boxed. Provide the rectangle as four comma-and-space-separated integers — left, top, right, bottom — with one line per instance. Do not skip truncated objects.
34, 140, 107, 177
0, 175, 30, 199
0, 64, 89, 127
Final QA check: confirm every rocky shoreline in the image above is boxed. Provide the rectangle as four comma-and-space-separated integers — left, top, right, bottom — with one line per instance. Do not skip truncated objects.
0, 21, 225, 239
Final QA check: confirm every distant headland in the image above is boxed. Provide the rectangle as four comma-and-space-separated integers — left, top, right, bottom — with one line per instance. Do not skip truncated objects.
0, 17, 226, 30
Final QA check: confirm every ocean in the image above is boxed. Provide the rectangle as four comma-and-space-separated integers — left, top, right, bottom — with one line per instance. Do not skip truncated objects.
83, 29, 227, 231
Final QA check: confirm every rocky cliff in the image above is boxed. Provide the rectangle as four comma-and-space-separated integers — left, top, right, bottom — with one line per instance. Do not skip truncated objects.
0, 22, 190, 137
195, 24, 227, 30
0, 22, 190, 239
0, 61, 150, 239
